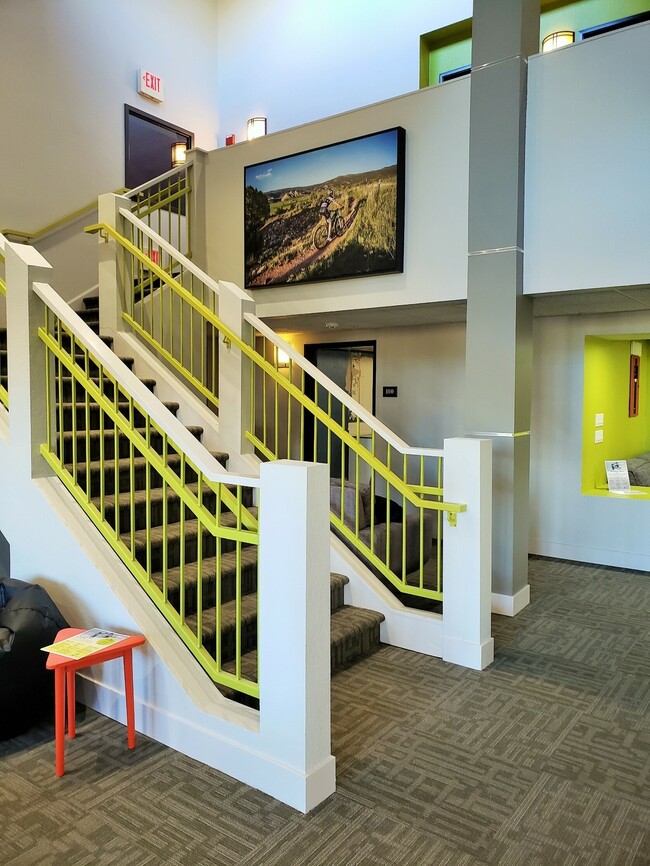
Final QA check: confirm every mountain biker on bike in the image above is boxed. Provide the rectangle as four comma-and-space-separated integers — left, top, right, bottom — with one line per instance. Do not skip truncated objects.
318, 188, 342, 241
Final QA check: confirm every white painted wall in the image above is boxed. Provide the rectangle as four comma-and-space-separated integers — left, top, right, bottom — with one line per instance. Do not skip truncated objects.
524, 22, 650, 295
293, 321, 466, 448
214, 0, 472, 145
205, 78, 471, 317
0, 0, 221, 233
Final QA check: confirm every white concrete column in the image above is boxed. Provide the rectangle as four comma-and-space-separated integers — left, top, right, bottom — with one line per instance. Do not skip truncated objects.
258, 459, 336, 813
187, 149, 209, 270
4, 242, 53, 479
97, 192, 132, 339
217, 280, 256, 458
442, 437, 494, 670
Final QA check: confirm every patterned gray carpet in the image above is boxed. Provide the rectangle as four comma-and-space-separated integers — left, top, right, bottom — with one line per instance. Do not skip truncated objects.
2, 556, 649, 866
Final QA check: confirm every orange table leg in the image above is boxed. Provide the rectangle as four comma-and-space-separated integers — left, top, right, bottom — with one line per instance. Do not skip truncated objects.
123, 648, 136, 749
54, 668, 66, 777
66, 667, 76, 739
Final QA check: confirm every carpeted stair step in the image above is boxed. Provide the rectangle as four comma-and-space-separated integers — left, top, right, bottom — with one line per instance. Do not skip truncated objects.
124, 507, 259, 572
185, 593, 259, 664
71, 448, 229, 498
330, 572, 348, 612
159, 545, 260, 612
59, 399, 180, 431
61, 423, 203, 464
57, 374, 157, 402
99, 476, 250, 533
330, 605, 384, 671
217, 593, 384, 705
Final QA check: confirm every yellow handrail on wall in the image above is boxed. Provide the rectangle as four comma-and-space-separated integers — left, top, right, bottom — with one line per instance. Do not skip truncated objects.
1, 189, 128, 244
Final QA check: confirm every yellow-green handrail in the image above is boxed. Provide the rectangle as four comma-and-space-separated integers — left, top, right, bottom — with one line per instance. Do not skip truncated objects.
35, 281, 260, 698
1, 189, 128, 244
127, 165, 192, 260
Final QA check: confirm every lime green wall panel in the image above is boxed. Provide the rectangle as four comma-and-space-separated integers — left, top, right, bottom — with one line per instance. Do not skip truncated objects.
421, 0, 648, 87
583, 336, 649, 492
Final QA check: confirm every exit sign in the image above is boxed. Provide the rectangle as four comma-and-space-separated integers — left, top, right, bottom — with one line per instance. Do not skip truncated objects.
138, 69, 164, 102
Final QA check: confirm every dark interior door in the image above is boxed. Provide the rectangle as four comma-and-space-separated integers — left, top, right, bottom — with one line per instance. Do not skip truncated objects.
124, 105, 193, 189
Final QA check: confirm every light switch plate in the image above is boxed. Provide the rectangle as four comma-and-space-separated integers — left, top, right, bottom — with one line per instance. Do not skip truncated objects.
595, 413, 604, 427
595, 429, 604, 443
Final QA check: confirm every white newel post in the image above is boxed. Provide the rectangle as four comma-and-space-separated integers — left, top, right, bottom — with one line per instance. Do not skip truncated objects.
258, 460, 336, 813
97, 192, 132, 340
4, 243, 53, 480
442, 437, 494, 670
218, 280, 256, 459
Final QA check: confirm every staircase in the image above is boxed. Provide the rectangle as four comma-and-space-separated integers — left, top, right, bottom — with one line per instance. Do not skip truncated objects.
50, 295, 385, 705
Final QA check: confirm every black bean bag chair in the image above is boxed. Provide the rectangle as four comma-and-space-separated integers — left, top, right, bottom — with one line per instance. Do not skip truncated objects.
0, 578, 68, 739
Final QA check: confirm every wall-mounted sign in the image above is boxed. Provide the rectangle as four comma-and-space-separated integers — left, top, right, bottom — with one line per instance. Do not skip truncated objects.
382, 386, 398, 398
138, 69, 164, 103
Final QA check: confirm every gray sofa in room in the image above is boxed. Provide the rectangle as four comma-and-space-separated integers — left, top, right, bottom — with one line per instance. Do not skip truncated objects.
330, 478, 434, 576
626, 452, 650, 486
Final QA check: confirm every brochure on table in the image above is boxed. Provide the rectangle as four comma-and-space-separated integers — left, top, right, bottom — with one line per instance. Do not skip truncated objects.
605, 460, 634, 494
41, 628, 130, 660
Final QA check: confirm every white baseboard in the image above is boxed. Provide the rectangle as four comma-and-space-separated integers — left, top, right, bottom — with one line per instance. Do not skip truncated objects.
529, 539, 650, 573
491, 584, 530, 616
442, 635, 494, 670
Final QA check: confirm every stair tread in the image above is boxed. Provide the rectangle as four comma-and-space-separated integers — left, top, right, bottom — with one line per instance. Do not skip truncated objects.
218, 602, 385, 688
161, 545, 259, 589
60, 399, 180, 412
330, 604, 385, 643
123, 507, 259, 548
69, 448, 229, 474
63, 424, 203, 442
100, 477, 238, 509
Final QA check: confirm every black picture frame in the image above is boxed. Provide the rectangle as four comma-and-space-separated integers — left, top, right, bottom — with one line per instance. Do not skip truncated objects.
244, 127, 405, 289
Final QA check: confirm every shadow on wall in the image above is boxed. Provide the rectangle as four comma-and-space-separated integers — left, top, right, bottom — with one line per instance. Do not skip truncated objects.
0, 530, 9, 579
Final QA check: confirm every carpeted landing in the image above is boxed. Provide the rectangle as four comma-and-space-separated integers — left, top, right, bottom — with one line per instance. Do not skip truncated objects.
2, 555, 649, 866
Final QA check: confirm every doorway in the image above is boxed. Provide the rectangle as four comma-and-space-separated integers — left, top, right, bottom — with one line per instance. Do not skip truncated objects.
124, 105, 193, 189
304, 340, 376, 479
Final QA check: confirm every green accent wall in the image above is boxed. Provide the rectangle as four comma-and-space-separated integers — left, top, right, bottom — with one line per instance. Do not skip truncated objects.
582, 336, 650, 492
421, 0, 649, 87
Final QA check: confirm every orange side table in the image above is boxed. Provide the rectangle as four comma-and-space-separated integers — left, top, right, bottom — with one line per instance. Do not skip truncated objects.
45, 627, 146, 777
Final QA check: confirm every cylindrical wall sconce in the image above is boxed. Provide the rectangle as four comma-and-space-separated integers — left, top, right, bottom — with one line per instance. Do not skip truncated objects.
542, 31, 575, 52
171, 142, 187, 167
247, 117, 267, 140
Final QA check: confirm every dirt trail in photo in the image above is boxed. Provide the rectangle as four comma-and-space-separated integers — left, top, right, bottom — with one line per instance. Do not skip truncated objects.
253, 200, 360, 286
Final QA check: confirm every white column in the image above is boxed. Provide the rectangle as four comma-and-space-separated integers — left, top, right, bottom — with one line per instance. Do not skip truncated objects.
218, 280, 256, 458
97, 192, 132, 339
258, 460, 336, 813
4, 242, 53, 480
442, 437, 494, 670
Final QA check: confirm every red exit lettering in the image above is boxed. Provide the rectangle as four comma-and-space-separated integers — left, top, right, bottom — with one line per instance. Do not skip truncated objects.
144, 72, 160, 92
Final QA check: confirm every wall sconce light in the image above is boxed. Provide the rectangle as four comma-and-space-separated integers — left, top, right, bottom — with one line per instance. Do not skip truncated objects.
171, 142, 187, 167
542, 30, 575, 52
247, 117, 267, 140
276, 347, 291, 369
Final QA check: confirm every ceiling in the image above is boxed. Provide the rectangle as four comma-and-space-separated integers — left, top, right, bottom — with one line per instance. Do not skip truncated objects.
263, 284, 650, 335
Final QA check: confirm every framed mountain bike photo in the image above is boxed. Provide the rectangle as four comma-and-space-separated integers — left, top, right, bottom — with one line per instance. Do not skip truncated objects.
244, 126, 405, 289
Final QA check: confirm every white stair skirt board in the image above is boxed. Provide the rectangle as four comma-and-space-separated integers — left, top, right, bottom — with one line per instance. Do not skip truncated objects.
331, 536, 444, 659
491, 584, 530, 616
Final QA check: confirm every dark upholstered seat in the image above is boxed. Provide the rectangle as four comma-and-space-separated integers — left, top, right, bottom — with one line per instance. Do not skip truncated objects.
0, 578, 68, 739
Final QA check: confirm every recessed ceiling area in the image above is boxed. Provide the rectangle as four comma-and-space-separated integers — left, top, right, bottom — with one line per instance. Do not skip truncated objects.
262, 284, 650, 335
